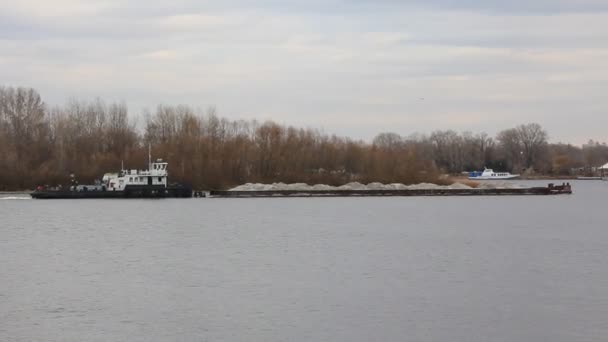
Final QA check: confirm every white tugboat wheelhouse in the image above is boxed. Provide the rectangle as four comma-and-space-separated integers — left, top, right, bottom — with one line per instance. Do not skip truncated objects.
102, 159, 168, 191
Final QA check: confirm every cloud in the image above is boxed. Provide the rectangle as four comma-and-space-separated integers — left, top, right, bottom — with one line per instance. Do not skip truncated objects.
0, 0, 114, 17
352, 0, 608, 14
1, 0, 608, 144
159, 14, 242, 31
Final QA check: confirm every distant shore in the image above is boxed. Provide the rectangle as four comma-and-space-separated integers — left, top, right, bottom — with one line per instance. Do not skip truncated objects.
450, 175, 577, 182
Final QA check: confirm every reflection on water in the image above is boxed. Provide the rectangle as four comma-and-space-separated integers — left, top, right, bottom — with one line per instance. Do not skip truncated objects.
1, 180, 607, 341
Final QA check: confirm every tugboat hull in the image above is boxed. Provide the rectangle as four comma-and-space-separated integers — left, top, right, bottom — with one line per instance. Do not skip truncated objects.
31, 185, 192, 199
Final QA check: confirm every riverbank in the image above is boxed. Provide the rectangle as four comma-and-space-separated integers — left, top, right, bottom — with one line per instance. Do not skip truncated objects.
448, 175, 577, 184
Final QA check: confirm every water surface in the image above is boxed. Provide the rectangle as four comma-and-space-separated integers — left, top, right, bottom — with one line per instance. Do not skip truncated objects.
2, 181, 607, 341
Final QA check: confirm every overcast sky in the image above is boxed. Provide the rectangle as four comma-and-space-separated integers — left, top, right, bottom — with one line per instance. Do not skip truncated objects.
2, 0, 607, 144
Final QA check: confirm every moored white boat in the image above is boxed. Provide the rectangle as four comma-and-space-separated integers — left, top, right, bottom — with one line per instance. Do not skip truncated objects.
468, 168, 520, 180
601, 163, 608, 181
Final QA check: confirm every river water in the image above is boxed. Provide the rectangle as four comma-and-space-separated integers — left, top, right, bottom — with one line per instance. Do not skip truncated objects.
1, 180, 607, 341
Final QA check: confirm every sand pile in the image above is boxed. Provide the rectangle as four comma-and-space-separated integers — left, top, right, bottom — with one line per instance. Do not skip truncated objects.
227, 181, 510, 191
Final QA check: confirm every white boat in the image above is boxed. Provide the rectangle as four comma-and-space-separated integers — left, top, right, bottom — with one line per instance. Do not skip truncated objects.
468, 168, 520, 180
102, 159, 169, 191
31, 147, 193, 198
600, 163, 608, 181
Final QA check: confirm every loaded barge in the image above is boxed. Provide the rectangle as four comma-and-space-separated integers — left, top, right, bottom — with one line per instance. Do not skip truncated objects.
31, 158, 572, 200
208, 183, 572, 198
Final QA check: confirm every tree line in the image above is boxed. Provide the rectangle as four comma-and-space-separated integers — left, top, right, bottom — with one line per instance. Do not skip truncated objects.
1, 86, 606, 190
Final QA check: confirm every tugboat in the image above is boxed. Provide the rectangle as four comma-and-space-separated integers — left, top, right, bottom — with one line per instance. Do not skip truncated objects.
31, 153, 192, 199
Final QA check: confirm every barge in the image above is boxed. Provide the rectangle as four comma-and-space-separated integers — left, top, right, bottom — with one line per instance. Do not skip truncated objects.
208, 183, 572, 198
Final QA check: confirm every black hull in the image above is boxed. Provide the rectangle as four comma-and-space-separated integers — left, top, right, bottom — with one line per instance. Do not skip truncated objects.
31, 185, 192, 199
209, 184, 572, 197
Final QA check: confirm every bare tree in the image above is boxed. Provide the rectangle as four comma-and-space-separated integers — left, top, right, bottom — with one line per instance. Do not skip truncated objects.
2, 86, 605, 190
516, 123, 548, 169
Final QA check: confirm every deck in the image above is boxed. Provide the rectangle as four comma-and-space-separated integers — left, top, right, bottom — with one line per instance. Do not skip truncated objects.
207, 183, 572, 198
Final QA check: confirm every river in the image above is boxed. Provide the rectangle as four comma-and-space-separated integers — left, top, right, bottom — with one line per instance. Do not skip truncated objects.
1, 180, 607, 341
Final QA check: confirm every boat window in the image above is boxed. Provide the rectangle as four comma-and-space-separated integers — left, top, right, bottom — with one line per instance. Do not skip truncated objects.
158, 177, 162, 182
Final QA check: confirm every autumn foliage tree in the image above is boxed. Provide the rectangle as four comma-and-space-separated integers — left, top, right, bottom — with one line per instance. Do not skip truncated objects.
0, 86, 606, 190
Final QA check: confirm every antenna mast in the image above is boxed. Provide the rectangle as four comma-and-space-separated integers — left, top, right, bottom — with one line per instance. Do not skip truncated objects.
148, 144, 152, 169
